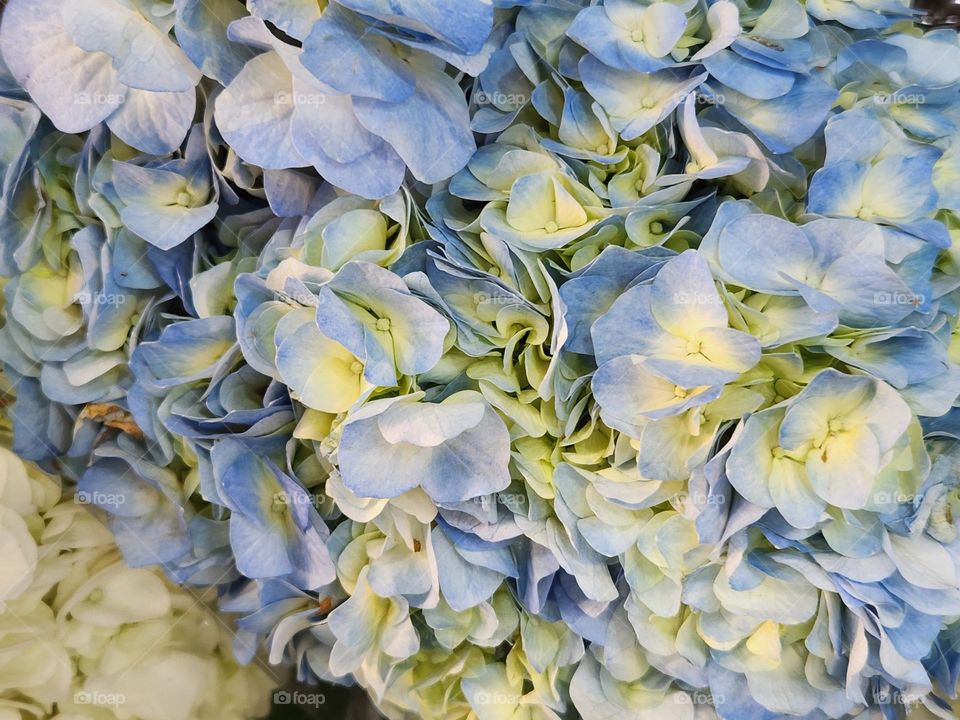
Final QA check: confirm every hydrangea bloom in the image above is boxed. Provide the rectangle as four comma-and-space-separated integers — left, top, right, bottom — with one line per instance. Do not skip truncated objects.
0, 442, 274, 719
0, 1, 959, 719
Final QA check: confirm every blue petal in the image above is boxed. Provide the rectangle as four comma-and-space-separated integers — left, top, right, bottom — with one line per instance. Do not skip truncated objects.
106, 87, 195, 155
559, 246, 667, 355
334, 0, 494, 55
703, 49, 795, 100
63, 0, 201, 93
808, 160, 868, 218
0, 0, 125, 133
175, 0, 253, 85
214, 52, 306, 169
711, 75, 838, 154
300, 8, 416, 102
289, 89, 407, 199
432, 527, 505, 610
134, 316, 236, 387
353, 63, 475, 184
715, 214, 814, 293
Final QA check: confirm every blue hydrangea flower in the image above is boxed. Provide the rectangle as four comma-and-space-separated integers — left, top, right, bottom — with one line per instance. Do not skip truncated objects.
212, 439, 335, 590
809, 107, 950, 247
592, 250, 761, 387
214, 10, 484, 199
338, 390, 512, 503
726, 368, 916, 527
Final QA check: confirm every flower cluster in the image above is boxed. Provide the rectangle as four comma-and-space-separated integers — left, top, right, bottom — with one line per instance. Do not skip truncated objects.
0, 1, 959, 719
0, 440, 274, 719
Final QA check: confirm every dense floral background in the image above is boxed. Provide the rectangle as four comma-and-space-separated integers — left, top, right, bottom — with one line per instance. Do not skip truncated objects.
1, 0, 960, 719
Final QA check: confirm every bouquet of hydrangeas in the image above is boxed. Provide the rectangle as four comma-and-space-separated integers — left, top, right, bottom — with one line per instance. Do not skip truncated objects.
0, 0, 959, 718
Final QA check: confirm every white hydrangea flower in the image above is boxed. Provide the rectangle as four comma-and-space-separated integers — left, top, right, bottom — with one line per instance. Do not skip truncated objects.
0, 446, 275, 720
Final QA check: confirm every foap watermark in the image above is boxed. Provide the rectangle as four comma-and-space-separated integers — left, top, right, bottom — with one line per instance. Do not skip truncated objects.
872, 490, 917, 505
473, 691, 524, 706
471, 492, 528, 506
74, 91, 125, 106
275, 287, 318, 307
668, 90, 726, 107
873, 91, 926, 107
691, 91, 726, 106
677, 490, 726, 507
473, 291, 515, 305
75, 691, 126, 709
273, 690, 326, 708
673, 291, 724, 306
75, 490, 126, 507
872, 687, 921, 708
76, 291, 128, 307
676, 691, 724, 706
274, 91, 326, 106
473, 90, 528, 106
271, 491, 327, 512
873, 290, 924, 307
